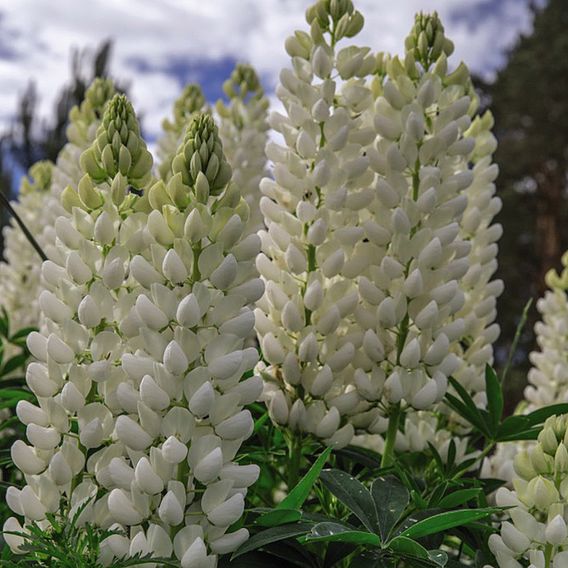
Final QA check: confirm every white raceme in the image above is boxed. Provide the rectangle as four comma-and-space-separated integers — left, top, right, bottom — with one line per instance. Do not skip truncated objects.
216, 63, 269, 234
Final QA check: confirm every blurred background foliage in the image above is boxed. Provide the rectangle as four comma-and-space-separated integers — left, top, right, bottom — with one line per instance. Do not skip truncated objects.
0, 0, 566, 415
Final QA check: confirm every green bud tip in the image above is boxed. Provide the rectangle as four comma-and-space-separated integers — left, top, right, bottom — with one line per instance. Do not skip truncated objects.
223, 63, 263, 100
405, 11, 454, 69
80, 93, 153, 187
172, 112, 232, 199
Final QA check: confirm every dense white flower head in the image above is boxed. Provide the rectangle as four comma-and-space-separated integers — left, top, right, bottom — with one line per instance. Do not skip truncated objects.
352, 12, 483, 440
0, 162, 54, 333
216, 63, 269, 234
255, 0, 376, 447
489, 415, 568, 568
4, 95, 258, 566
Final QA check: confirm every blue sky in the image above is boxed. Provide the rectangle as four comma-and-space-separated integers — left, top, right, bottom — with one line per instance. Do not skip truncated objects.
0, 0, 534, 142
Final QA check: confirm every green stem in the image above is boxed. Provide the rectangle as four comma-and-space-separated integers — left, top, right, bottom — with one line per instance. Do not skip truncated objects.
381, 402, 401, 468
287, 433, 303, 490
192, 243, 201, 282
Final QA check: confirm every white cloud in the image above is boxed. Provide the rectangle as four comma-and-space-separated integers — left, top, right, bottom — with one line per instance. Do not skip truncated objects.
0, 0, 533, 139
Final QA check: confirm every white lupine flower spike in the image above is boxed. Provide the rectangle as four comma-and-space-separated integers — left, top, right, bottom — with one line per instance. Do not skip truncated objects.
216, 63, 269, 234
351, 12, 501, 467
255, 0, 373, 455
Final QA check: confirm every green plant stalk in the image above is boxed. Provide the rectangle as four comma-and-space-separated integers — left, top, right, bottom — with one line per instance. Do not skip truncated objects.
287, 431, 303, 490
381, 402, 401, 468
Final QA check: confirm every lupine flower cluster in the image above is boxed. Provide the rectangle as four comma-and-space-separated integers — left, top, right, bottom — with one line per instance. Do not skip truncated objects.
0, 161, 53, 333
489, 415, 568, 568
4, 95, 261, 566
255, 0, 374, 447
216, 63, 269, 234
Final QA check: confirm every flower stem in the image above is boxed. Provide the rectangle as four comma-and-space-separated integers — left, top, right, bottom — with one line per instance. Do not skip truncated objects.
287, 432, 303, 490
381, 402, 401, 468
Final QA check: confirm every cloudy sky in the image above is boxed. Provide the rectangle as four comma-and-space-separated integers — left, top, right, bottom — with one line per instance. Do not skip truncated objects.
0, 0, 534, 141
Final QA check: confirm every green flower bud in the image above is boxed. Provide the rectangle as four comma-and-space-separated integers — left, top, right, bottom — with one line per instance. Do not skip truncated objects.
555, 443, 568, 474
221, 63, 263, 101
172, 113, 232, 203
80, 94, 153, 188
531, 444, 554, 475
405, 12, 454, 70
527, 476, 559, 511
514, 450, 538, 481
61, 185, 86, 213
78, 174, 103, 209
20, 161, 52, 196
539, 425, 560, 456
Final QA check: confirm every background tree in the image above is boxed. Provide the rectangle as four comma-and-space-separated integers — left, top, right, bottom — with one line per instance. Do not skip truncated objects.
483, 0, 568, 409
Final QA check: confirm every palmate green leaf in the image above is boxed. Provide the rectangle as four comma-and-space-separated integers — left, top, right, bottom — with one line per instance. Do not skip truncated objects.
232, 523, 313, 559
445, 380, 491, 439
388, 536, 429, 560
371, 476, 409, 542
277, 447, 332, 511
302, 522, 381, 546
524, 403, 568, 427
319, 469, 378, 533
400, 508, 498, 540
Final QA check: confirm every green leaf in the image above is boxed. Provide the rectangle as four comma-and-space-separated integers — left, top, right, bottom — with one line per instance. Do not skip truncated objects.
428, 550, 449, 566
371, 476, 409, 542
2, 354, 29, 377
438, 489, 482, 509
278, 447, 332, 511
445, 388, 490, 439
302, 522, 381, 546
485, 366, 503, 435
319, 469, 377, 533
232, 523, 313, 559
400, 508, 497, 540
336, 445, 382, 469
257, 509, 302, 528
388, 536, 429, 560
524, 404, 568, 427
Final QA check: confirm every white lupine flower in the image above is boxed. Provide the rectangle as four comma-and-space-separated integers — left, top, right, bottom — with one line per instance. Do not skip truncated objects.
0, 161, 53, 333
156, 83, 208, 181
216, 63, 269, 234
351, 14, 503, 470
5, 93, 154, 548
255, 0, 374, 447
490, 415, 568, 567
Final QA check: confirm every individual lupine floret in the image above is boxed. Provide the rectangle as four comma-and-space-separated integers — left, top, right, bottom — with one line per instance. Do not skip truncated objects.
93, 112, 262, 566
216, 63, 269, 233
352, 13, 482, 461
489, 415, 568, 567
3, 93, 154, 554
157, 84, 208, 181
0, 161, 53, 333
255, 0, 377, 448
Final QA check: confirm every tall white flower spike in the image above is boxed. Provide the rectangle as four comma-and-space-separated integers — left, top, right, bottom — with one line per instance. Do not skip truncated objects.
216, 63, 269, 234
0, 162, 53, 332
4, 93, 154, 553
255, 0, 376, 449
351, 12, 502, 466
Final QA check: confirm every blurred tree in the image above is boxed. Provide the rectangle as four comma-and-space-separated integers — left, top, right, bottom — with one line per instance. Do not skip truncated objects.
0, 40, 121, 247
483, 0, 568, 408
